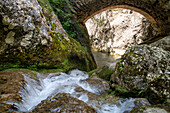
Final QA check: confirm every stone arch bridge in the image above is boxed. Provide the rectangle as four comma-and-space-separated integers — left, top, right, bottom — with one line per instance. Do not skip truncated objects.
67, 0, 169, 45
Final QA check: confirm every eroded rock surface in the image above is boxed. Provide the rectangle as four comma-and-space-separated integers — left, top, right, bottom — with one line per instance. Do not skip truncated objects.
86, 9, 157, 55
31, 93, 96, 113
110, 45, 170, 104
0, 0, 96, 71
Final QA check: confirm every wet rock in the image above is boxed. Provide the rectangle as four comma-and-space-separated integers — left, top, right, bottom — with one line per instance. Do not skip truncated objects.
0, 70, 25, 112
110, 45, 170, 105
75, 87, 120, 110
31, 93, 96, 113
130, 106, 169, 113
134, 98, 151, 107
0, 69, 43, 112
86, 9, 157, 55
83, 77, 110, 95
150, 36, 170, 52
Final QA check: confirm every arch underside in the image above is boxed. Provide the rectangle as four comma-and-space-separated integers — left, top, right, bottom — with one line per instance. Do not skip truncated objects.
83, 5, 156, 24
72, 0, 170, 35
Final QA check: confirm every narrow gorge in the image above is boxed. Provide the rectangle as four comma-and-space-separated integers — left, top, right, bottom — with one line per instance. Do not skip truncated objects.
0, 0, 169, 113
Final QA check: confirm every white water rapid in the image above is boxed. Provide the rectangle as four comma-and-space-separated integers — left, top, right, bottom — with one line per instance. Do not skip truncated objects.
15, 69, 135, 113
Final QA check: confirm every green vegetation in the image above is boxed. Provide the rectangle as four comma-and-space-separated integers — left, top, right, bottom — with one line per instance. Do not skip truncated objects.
108, 86, 130, 97
88, 69, 98, 76
0, 31, 95, 72
48, 0, 86, 42
48, 0, 76, 38
89, 66, 114, 81
91, 17, 104, 26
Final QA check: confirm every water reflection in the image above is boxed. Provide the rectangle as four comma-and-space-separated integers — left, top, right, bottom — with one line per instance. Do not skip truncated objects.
92, 50, 121, 68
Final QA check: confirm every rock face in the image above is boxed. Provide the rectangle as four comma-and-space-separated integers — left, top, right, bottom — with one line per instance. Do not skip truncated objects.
0, 0, 96, 71
85, 9, 157, 55
150, 36, 170, 52
110, 45, 170, 104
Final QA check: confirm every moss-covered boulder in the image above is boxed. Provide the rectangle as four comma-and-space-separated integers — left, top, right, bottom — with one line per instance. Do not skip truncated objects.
110, 45, 170, 105
0, 0, 96, 72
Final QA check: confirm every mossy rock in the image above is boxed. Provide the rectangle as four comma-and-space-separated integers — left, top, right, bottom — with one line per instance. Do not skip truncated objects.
0, 0, 96, 72
110, 45, 170, 105
89, 66, 114, 81
0, 31, 96, 72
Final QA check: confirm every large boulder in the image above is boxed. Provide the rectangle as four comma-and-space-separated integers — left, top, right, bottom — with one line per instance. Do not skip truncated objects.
32, 93, 96, 113
85, 9, 157, 55
150, 36, 170, 52
110, 45, 170, 104
0, 0, 96, 71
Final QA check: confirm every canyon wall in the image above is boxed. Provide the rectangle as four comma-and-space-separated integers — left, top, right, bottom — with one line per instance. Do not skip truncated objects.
86, 9, 158, 55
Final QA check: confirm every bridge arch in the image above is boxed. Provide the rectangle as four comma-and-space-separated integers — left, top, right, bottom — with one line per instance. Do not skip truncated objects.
70, 0, 170, 36
83, 5, 156, 24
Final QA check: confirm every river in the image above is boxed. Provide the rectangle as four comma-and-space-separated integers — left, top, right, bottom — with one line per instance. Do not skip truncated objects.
14, 70, 135, 113
92, 50, 120, 68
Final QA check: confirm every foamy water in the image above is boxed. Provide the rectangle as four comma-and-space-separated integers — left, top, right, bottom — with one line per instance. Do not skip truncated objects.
15, 69, 135, 112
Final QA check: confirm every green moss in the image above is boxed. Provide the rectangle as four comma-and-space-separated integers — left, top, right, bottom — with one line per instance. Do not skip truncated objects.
108, 85, 130, 97
130, 106, 147, 113
48, 0, 81, 40
35, 27, 40, 33
115, 86, 129, 94
88, 69, 98, 76
51, 23, 57, 30
37, 0, 53, 13
91, 17, 104, 26
38, 68, 64, 73
97, 66, 114, 81
40, 11, 44, 17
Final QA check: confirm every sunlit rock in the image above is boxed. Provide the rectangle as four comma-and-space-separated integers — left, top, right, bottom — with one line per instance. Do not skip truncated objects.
85, 9, 157, 55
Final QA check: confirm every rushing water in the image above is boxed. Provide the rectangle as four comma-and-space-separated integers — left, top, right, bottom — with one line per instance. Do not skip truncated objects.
15, 70, 135, 112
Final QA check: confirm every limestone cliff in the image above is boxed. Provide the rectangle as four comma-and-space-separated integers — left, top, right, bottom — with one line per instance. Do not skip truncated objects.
0, 0, 96, 71
85, 9, 158, 55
